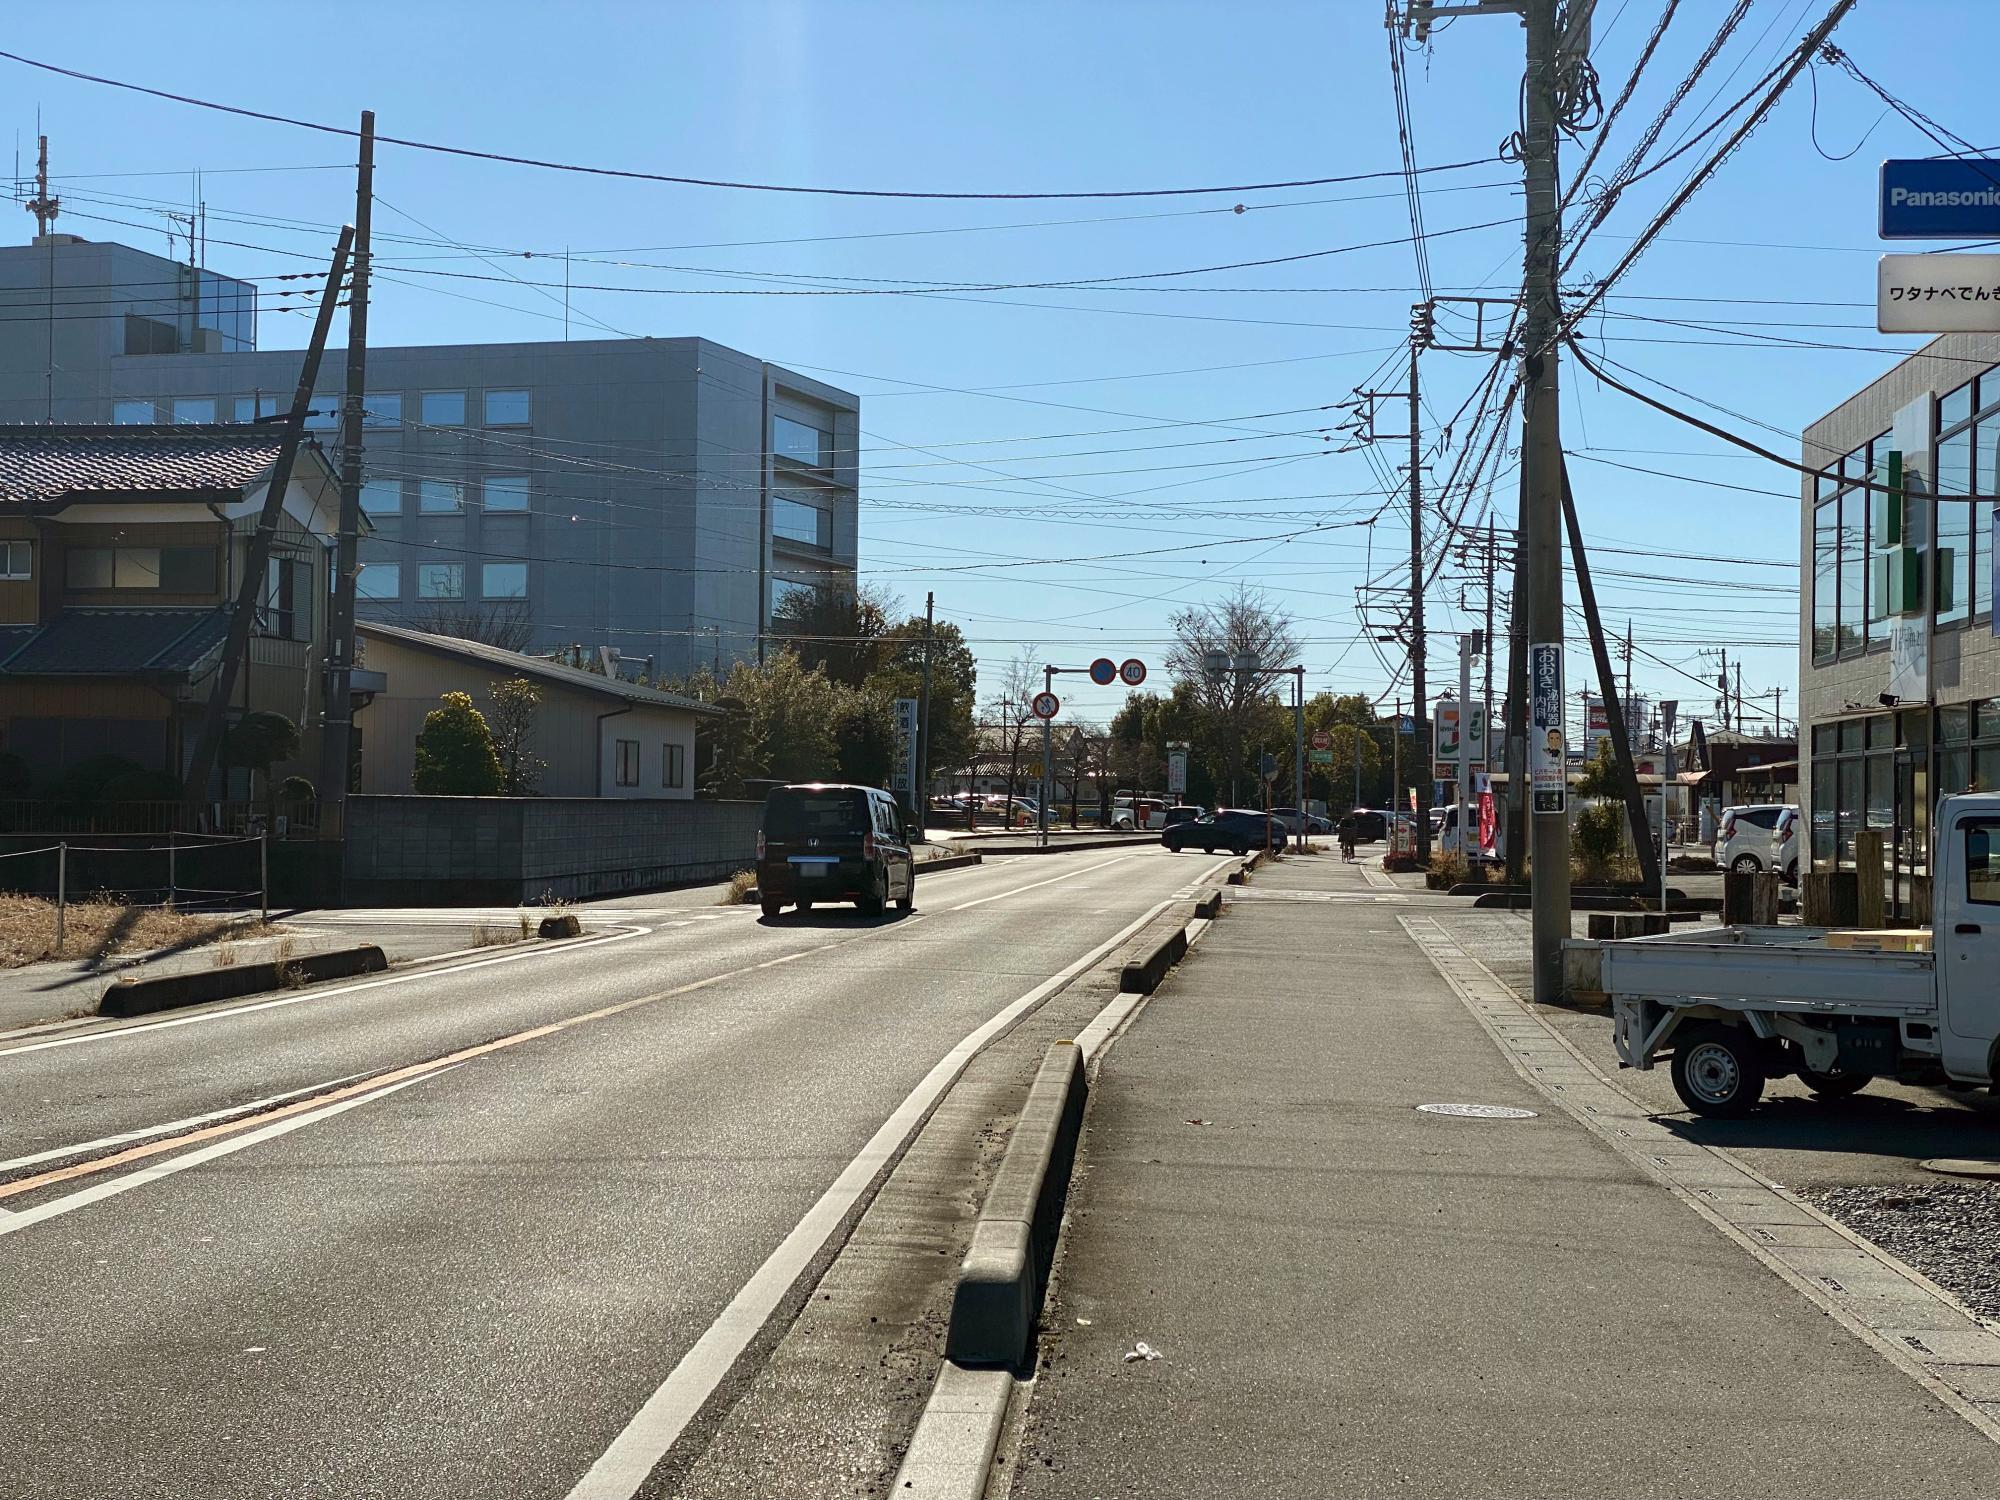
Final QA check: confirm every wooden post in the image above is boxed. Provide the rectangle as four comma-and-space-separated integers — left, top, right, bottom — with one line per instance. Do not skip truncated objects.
1750, 872, 1780, 927
1723, 869, 1754, 925
1854, 829, 1885, 929
1803, 871, 1860, 928
55, 842, 66, 951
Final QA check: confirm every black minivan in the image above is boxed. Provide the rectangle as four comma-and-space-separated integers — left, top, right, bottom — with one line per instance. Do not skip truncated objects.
757, 783, 916, 919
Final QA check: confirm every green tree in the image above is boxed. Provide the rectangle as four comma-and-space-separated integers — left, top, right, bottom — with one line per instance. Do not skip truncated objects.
872, 615, 978, 789
487, 677, 547, 795
693, 651, 847, 796
834, 688, 901, 788
412, 692, 503, 795
1164, 585, 1301, 805
769, 582, 899, 688
223, 710, 301, 819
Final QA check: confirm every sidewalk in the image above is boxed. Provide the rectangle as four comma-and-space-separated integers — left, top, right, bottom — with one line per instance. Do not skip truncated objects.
1010, 851, 2000, 1497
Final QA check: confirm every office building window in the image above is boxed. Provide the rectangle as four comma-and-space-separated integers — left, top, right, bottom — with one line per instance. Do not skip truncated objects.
172, 397, 216, 425
483, 475, 530, 512
420, 480, 463, 514
482, 562, 528, 598
112, 400, 156, 424
1, 540, 30, 581
363, 394, 402, 428
360, 479, 402, 515
417, 563, 464, 599
770, 576, 820, 620
615, 739, 640, 787
773, 413, 831, 467
233, 394, 282, 423
355, 563, 400, 600
773, 493, 831, 549
421, 391, 466, 426
663, 742, 685, 789
484, 389, 530, 426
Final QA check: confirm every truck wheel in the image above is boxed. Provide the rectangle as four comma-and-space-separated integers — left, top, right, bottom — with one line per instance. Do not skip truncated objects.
1800, 1066, 1871, 1099
1670, 1024, 1766, 1117
1730, 854, 1761, 875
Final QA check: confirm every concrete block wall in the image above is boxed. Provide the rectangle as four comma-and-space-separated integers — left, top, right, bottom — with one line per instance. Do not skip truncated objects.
343, 795, 761, 903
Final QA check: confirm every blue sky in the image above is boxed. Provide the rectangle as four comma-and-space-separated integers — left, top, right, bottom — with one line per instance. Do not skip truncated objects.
2, 0, 1984, 735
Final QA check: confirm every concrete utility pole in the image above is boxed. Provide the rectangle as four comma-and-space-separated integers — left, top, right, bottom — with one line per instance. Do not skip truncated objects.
1519, 0, 1571, 1001
321, 111, 374, 818
1408, 318, 1430, 862
917, 591, 935, 832
182, 227, 354, 808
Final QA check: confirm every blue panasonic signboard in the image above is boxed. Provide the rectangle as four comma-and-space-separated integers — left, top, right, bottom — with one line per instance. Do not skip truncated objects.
1881, 159, 2000, 239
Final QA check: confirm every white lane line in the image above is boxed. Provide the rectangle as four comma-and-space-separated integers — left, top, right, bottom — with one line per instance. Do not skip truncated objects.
0, 923, 650, 1059
560, 892, 1185, 1500
0, 1071, 374, 1174
947, 855, 1138, 912
0, 1067, 456, 1238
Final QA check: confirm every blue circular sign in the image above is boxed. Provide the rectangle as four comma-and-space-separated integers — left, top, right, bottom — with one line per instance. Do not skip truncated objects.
1088, 657, 1118, 686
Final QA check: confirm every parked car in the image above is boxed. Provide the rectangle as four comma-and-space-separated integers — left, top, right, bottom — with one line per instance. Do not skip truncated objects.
1163, 805, 1205, 828
1162, 809, 1283, 854
1111, 797, 1167, 830
1715, 803, 1800, 884
757, 783, 915, 919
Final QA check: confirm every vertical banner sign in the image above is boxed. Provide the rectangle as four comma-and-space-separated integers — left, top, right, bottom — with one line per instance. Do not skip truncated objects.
1167, 746, 1189, 798
1529, 643, 1565, 814
1476, 772, 1497, 858
891, 698, 919, 804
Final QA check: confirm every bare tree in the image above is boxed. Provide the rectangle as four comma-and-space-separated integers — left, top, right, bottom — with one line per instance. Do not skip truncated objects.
1166, 584, 1301, 807
983, 648, 1043, 824
399, 600, 537, 654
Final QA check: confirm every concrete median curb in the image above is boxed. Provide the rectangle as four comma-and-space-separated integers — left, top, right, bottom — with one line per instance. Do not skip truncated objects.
919, 852, 984, 874
99, 944, 389, 1019
1192, 887, 1224, 919
1117, 914, 1190, 995
944, 1040, 1088, 1368
943, 835, 1159, 855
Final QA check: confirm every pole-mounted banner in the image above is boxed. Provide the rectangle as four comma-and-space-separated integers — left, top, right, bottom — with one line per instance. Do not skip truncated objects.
1528, 642, 1565, 814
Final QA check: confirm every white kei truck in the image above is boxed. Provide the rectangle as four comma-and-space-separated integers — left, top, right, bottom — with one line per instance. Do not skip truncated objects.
1594, 793, 2000, 1118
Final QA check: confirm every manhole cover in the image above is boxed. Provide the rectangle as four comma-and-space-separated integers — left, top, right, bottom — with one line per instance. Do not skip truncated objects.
1920, 1158, 2000, 1179
1416, 1103, 1538, 1120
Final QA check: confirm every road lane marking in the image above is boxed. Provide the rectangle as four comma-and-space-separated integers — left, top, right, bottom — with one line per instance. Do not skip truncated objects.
0, 1069, 456, 1238
0, 1071, 374, 1174
0, 922, 651, 1059
947, 855, 1139, 911
556, 870, 1224, 1500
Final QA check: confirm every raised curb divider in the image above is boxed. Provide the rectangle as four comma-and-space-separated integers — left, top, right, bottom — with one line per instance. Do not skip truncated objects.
1192, 886, 1223, 919
920, 852, 985, 874
940, 835, 1158, 856
1117, 912, 1190, 995
945, 1040, 1088, 1368
99, 944, 389, 1019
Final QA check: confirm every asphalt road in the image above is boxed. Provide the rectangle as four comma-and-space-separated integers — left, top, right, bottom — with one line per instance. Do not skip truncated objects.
0, 845, 1231, 1500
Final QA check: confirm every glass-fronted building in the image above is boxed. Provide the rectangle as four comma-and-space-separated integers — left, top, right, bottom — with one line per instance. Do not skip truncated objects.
1800, 333, 2000, 896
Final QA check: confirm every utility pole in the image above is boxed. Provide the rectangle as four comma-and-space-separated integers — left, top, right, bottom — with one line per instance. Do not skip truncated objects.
182, 227, 354, 807
25, 134, 59, 422
320, 111, 374, 820
917, 591, 935, 833
1392, 697, 1402, 823
1734, 661, 1745, 738
1771, 685, 1783, 739
1408, 314, 1430, 862
1519, 0, 1572, 1001
1483, 516, 1497, 713
1621, 618, 1633, 707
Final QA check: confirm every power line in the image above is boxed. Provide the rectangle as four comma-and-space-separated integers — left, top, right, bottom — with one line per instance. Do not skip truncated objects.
0, 47, 1500, 201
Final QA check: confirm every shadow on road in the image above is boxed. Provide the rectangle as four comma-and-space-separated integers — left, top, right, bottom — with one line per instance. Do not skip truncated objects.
756, 907, 917, 929
1657, 1087, 2000, 1161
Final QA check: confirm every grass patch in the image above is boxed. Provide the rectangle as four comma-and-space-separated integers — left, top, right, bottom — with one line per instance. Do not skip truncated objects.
0, 892, 244, 969
474, 923, 524, 948
721, 869, 758, 905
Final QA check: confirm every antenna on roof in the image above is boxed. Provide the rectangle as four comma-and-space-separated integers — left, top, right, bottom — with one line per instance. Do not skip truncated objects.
23, 133, 59, 238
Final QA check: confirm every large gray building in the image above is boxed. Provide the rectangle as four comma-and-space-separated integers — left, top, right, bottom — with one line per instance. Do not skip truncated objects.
0, 233, 858, 677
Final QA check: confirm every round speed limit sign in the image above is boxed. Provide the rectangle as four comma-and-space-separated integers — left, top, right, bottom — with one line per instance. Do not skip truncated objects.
1118, 658, 1147, 687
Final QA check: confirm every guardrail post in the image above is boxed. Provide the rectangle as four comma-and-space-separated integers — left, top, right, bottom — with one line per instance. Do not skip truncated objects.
55, 841, 66, 951
167, 833, 177, 909
260, 831, 269, 923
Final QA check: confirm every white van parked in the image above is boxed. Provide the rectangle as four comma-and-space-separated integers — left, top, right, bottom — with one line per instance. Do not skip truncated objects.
1714, 804, 1799, 885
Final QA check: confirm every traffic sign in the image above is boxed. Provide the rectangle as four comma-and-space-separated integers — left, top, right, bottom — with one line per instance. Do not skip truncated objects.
1259, 751, 1278, 782
1880, 159, 2000, 239
1088, 657, 1118, 685
1119, 658, 1147, 686
1030, 691, 1060, 720
1310, 728, 1332, 751
1309, 749, 1333, 765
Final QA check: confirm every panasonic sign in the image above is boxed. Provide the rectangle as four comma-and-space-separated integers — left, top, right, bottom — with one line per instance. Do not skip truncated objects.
1881, 160, 2000, 239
